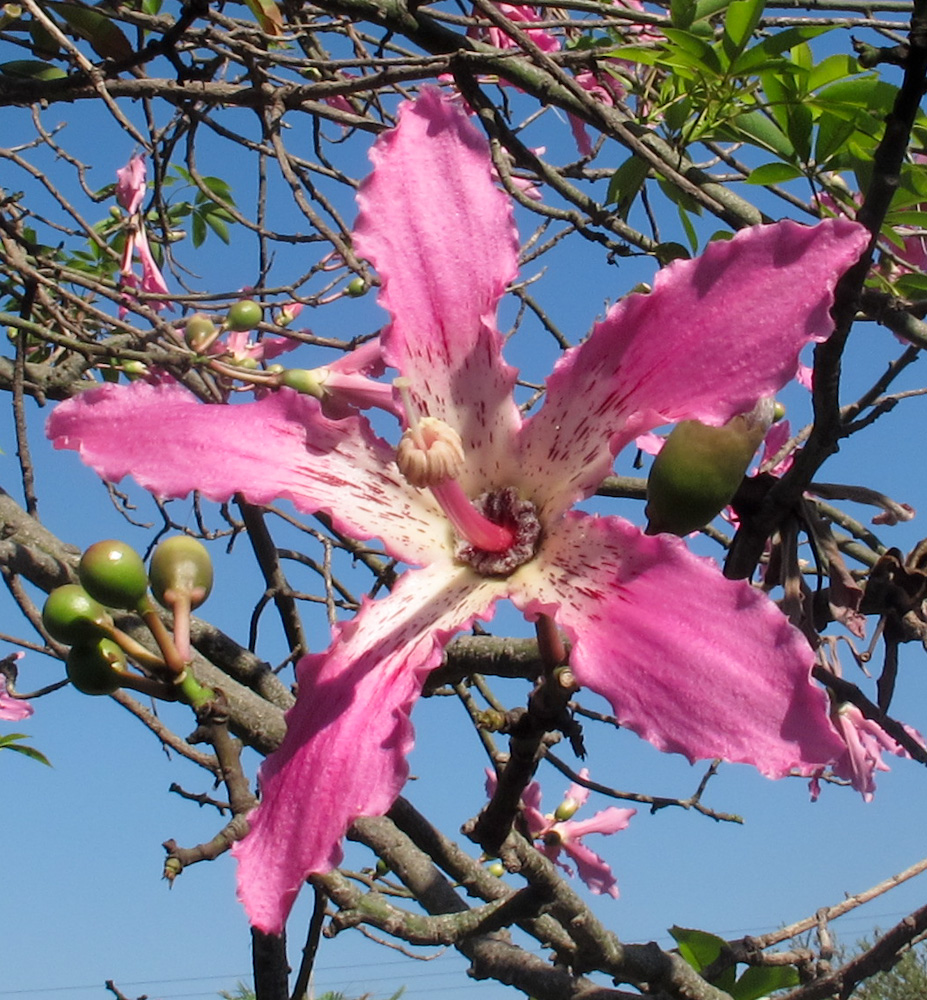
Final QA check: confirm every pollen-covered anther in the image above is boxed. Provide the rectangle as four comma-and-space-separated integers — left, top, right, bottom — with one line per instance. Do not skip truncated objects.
396, 417, 465, 488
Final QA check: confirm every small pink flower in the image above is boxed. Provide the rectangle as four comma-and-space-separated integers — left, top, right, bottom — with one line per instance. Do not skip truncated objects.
826, 703, 919, 802
491, 768, 635, 897
115, 155, 172, 317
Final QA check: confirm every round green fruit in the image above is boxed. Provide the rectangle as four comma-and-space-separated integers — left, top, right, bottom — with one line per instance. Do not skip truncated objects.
79, 539, 148, 609
184, 313, 217, 351
66, 637, 126, 696
149, 536, 214, 609
225, 299, 263, 332
42, 584, 112, 644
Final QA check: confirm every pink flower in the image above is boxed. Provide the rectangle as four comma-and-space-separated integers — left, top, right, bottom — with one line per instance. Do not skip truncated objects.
115, 154, 147, 215
492, 768, 635, 897
820, 704, 914, 802
115, 155, 171, 317
48, 90, 867, 934
469, 3, 561, 53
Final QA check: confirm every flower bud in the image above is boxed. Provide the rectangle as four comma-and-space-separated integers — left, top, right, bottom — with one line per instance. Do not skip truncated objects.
66, 637, 126, 696
148, 536, 213, 609
645, 399, 775, 537
225, 299, 263, 332
345, 277, 367, 297
79, 539, 149, 609
42, 584, 113, 644
486, 860, 505, 877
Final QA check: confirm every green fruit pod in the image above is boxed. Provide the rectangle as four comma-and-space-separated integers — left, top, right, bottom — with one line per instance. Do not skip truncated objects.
42, 584, 113, 644
225, 299, 263, 332
66, 637, 126, 696
149, 536, 214, 609
79, 539, 148, 609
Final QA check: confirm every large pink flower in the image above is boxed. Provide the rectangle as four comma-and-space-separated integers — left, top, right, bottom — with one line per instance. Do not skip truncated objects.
48, 90, 866, 934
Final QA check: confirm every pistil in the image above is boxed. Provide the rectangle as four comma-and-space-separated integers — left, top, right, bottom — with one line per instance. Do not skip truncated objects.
394, 378, 513, 553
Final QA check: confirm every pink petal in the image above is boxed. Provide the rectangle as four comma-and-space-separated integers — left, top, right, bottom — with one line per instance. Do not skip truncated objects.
561, 836, 623, 898
518, 219, 869, 517
134, 228, 171, 303
560, 806, 635, 840
354, 89, 524, 493
510, 513, 845, 777
0, 689, 32, 721
234, 561, 507, 932
47, 380, 449, 566
116, 155, 146, 214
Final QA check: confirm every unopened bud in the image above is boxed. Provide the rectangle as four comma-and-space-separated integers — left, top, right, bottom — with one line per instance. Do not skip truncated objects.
42, 584, 113, 644
553, 796, 581, 822
66, 637, 126, 696
279, 368, 326, 398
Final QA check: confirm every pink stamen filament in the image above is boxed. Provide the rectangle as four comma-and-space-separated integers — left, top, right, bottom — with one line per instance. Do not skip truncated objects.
394, 377, 513, 553
432, 481, 514, 553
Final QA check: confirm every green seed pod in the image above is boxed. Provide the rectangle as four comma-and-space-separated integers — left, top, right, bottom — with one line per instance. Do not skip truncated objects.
184, 313, 217, 352
279, 368, 325, 398
645, 398, 775, 537
149, 536, 214, 610
66, 637, 126, 696
225, 299, 263, 332
344, 277, 367, 297
42, 584, 113, 644
79, 539, 149, 609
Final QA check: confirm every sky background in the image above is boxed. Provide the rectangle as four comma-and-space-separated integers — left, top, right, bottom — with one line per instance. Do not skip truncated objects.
3, 15, 927, 1000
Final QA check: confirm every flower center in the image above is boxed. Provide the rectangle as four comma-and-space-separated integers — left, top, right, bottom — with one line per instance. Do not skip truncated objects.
457, 487, 541, 576
393, 378, 541, 572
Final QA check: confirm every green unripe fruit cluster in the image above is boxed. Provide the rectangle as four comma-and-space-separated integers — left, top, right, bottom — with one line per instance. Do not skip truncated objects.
66, 637, 126, 696
225, 299, 263, 332
42, 584, 112, 644
149, 536, 214, 609
79, 539, 148, 609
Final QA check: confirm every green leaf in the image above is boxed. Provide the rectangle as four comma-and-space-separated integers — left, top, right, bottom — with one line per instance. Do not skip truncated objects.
785, 101, 813, 162
200, 175, 235, 201
243, 0, 283, 35
606, 154, 650, 215
669, 926, 737, 993
814, 111, 859, 165
205, 213, 230, 244
670, 0, 697, 30
721, 0, 764, 64
730, 963, 800, 1000
45, 2, 133, 61
808, 52, 860, 91
746, 161, 804, 184
692, 0, 731, 22
726, 109, 795, 158
0, 733, 51, 765
894, 271, 927, 299
670, 926, 726, 972
0, 58, 67, 79
191, 212, 207, 248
